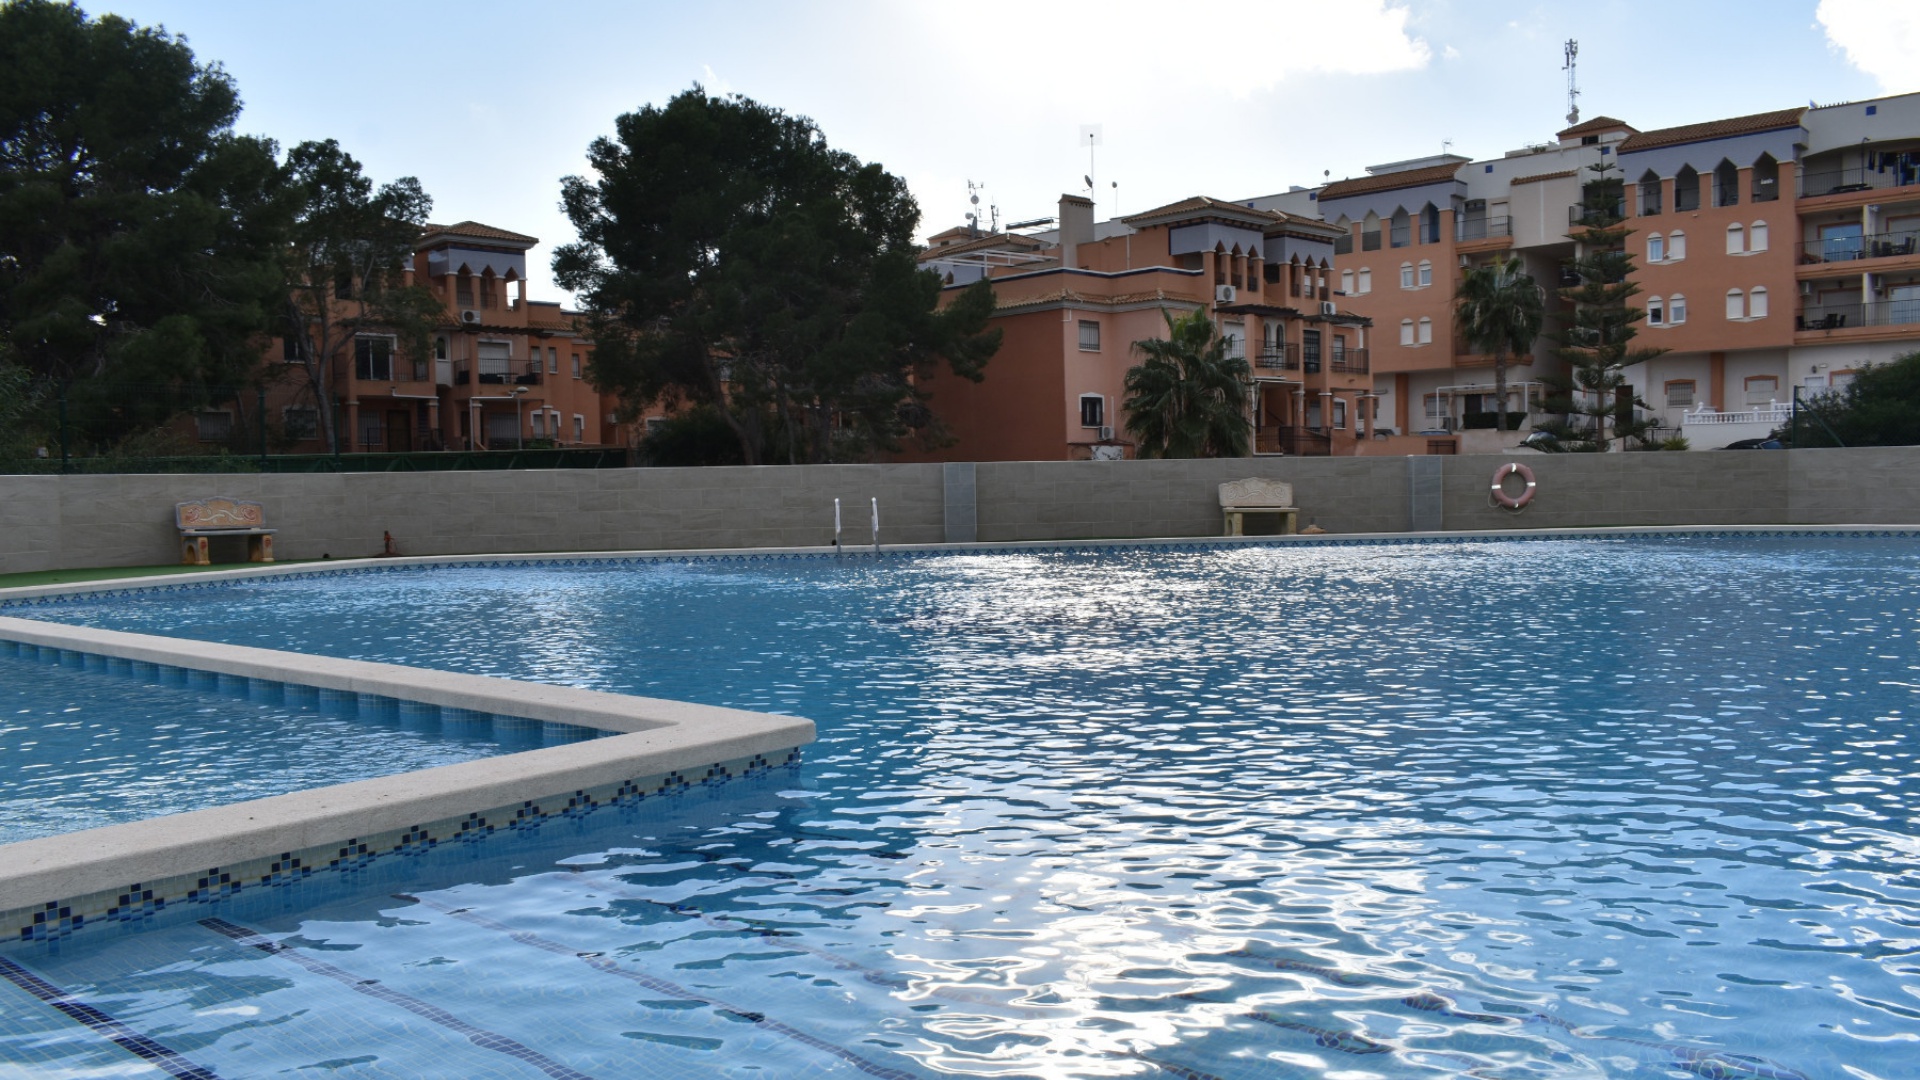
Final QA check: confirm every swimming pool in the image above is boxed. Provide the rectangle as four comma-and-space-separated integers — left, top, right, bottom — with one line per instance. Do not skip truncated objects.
3, 533, 1917, 1078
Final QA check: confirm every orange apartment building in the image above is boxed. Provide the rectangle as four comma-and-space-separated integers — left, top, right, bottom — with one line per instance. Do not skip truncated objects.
908, 194, 1370, 461
253, 221, 622, 455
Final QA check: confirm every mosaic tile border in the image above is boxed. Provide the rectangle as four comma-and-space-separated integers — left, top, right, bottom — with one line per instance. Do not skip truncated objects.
6, 747, 802, 947
2, 526, 1914, 611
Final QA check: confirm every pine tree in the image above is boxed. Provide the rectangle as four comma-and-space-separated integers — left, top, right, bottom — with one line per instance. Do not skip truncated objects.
1535, 161, 1666, 451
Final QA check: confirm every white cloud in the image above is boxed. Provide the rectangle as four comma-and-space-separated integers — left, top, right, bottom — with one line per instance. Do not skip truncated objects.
1817, 0, 1920, 93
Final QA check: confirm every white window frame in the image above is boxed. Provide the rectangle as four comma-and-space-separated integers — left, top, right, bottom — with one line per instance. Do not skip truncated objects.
531, 411, 546, 438
1079, 394, 1104, 428
1340, 269, 1354, 294
1726, 289, 1745, 321
1669, 230, 1687, 260
1417, 260, 1432, 287
1357, 268, 1372, 294
1749, 220, 1768, 253
1417, 316, 1433, 345
1745, 375, 1778, 405
1665, 380, 1695, 407
1400, 262, 1415, 289
1647, 233, 1664, 263
1647, 296, 1665, 325
1333, 398, 1348, 429
1726, 224, 1745, 255
571, 353, 583, 379
1669, 293, 1688, 324
1399, 319, 1415, 346
1749, 286, 1768, 319
573, 414, 586, 443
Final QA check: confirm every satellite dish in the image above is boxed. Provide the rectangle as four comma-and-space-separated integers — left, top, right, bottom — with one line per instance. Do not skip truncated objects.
1084, 175, 1093, 188
970, 194, 979, 205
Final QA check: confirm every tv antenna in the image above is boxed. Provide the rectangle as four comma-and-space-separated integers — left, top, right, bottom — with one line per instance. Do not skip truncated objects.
1079, 124, 1102, 197
1563, 39, 1580, 128
964, 180, 997, 236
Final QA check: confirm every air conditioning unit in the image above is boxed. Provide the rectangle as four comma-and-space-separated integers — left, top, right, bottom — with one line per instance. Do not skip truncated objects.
1320, 301, 1338, 316
1098, 425, 1114, 441
460, 310, 481, 325
1215, 284, 1237, 304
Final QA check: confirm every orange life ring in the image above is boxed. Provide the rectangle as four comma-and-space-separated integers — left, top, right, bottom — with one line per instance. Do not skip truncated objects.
1491, 462, 1537, 509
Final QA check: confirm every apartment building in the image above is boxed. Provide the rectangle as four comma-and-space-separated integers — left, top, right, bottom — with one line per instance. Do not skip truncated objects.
909, 194, 1367, 461
256, 221, 617, 454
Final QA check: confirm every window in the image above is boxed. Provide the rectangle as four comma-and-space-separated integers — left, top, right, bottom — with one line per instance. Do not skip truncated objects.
282, 406, 318, 441
1423, 393, 1445, 419
1222, 323, 1244, 360
1340, 269, 1354, 294
531, 412, 546, 439
1669, 294, 1687, 324
1079, 394, 1104, 428
1357, 268, 1372, 294
1745, 375, 1778, 405
1675, 165, 1701, 212
456, 275, 474, 308
547, 347, 558, 374
195, 410, 232, 443
1400, 262, 1415, 289
1750, 221, 1768, 252
1390, 208, 1410, 248
1714, 159, 1739, 207
1417, 260, 1432, 287
1665, 380, 1696, 407
1303, 329, 1322, 372
1648, 233, 1664, 263
1647, 296, 1665, 325
1417, 317, 1433, 345
433, 336, 448, 361
1333, 398, 1348, 429
1750, 286, 1769, 318
571, 353, 582, 378
1419, 204, 1441, 244
1638, 171, 1663, 216
354, 336, 394, 381
573, 414, 585, 443
1400, 319, 1415, 346
1726, 289, 1746, 320
1078, 320, 1101, 351
1668, 231, 1687, 260
645, 416, 667, 434
1820, 222, 1863, 261
1727, 224, 1745, 255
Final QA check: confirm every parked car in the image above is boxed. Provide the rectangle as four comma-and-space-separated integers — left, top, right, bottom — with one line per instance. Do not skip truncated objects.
1719, 437, 1784, 450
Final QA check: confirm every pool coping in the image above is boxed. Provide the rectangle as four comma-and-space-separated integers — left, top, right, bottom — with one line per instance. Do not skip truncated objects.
0, 617, 814, 939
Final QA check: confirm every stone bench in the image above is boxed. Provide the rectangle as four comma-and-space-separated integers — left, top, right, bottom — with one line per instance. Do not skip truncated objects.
1219, 478, 1298, 537
176, 498, 276, 566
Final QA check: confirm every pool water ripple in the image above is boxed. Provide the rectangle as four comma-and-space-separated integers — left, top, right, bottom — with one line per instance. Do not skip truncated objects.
2, 537, 1917, 1077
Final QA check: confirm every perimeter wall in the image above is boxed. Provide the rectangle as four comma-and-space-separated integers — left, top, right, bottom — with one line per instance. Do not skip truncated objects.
3, 447, 1917, 573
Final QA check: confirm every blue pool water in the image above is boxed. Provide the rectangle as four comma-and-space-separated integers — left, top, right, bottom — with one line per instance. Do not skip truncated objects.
0, 651, 596, 845
3, 535, 1919, 1078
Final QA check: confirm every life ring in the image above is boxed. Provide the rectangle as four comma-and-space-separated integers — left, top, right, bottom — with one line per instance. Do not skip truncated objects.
1490, 462, 1537, 509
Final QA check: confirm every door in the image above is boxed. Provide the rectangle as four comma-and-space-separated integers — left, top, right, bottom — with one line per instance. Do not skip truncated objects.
386, 410, 411, 453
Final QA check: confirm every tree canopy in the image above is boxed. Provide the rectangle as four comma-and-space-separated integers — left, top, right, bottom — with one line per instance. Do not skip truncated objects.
554, 86, 1000, 465
1786, 350, 1920, 447
1123, 308, 1252, 459
1454, 255, 1544, 433
0, 0, 285, 417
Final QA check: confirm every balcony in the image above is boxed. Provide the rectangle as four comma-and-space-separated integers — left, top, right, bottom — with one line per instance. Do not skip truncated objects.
1800, 164, 1920, 199
1361, 232, 1382, 252
1256, 426, 1332, 456
1255, 344, 1301, 371
1798, 232, 1919, 265
1796, 301, 1920, 331
1568, 202, 1626, 228
1455, 216, 1512, 242
1331, 348, 1370, 374
453, 360, 544, 386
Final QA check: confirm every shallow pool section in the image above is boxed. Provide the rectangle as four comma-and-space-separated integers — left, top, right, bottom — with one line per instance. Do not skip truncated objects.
0, 647, 591, 845
4, 534, 1920, 1078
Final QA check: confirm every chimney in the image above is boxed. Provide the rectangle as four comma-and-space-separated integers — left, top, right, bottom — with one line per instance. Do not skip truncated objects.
1059, 194, 1095, 267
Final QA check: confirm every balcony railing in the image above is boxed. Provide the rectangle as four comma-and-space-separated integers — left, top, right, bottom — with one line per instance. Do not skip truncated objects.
1569, 202, 1626, 227
1796, 301, 1920, 331
1361, 232, 1382, 251
1331, 348, 1370, 374
453, 360, 544, 386
1260, 425, 1332, 456
1333, 234, 1354, 255
1455, 216, 1512, 242
1255, 344, 1301, 371
1799, 164, 1920, 199
1798, 232, 1920, 264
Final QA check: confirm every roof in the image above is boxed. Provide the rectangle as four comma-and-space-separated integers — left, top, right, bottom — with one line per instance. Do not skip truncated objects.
992, 285, 1208, 313
1557, 115, 1635, 138
1318, 161, 1464, 201
1510, 169, 1579, 186
1618, 107, 1805, 153
1121, 196, 1284, 229
916, 232, 1052, 262
420, 221, 539, 246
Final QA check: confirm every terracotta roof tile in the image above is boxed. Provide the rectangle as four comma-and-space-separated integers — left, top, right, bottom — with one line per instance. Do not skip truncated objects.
917, 232, 1051, 261
421, 221, 539, 245
1557, 115, 1636, 137
1618, 107, 1804, 153
1121, 196, 1283, 227
1510, 169, 1578, 186
1318, 162, 1465, 201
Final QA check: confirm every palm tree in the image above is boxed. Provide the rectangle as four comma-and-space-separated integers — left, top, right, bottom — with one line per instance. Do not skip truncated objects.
1123, 308, 1252, 458
1455, 256, 1546, 433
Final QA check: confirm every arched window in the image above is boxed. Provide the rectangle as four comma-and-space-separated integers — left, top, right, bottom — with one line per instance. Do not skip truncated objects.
1357, 268, 1372, 294
1750, 286, 1769, 318
1670, 294, 1688, 323
1419, 203, 1441, 244
1400, 262, 1415, 289
1714, 159, 1740, 207
1726, 223, 1746, 255
1752, 153, 1781, 202
1750, 221, 1769, 252
1648, 232, 1665, 263
1399, 318, 1414, 346
1417, 259, 1433, 287
1341, 268, 1354, 294
1638, 170, 1663, 216
1390, 208, 1411, 248
1647, 295, 1665, 326
1675, 165, 1701, 212
1417, 316, 1433, 344
1362, 212, 1382, 251
1669, 231, 1687, 260
1726, 289, 1746, 320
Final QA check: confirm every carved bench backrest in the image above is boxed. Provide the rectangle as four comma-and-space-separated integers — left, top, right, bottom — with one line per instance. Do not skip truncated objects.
1218, 478, 1294, 508
176, 498, 266, 530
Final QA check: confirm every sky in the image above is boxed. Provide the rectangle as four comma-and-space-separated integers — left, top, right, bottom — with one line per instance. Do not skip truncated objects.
91, 0, 1920, 302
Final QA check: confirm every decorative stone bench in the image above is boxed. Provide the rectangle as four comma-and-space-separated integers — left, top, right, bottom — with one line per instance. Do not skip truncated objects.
176, 498, 276, 566
1219, 478, 1299, 537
